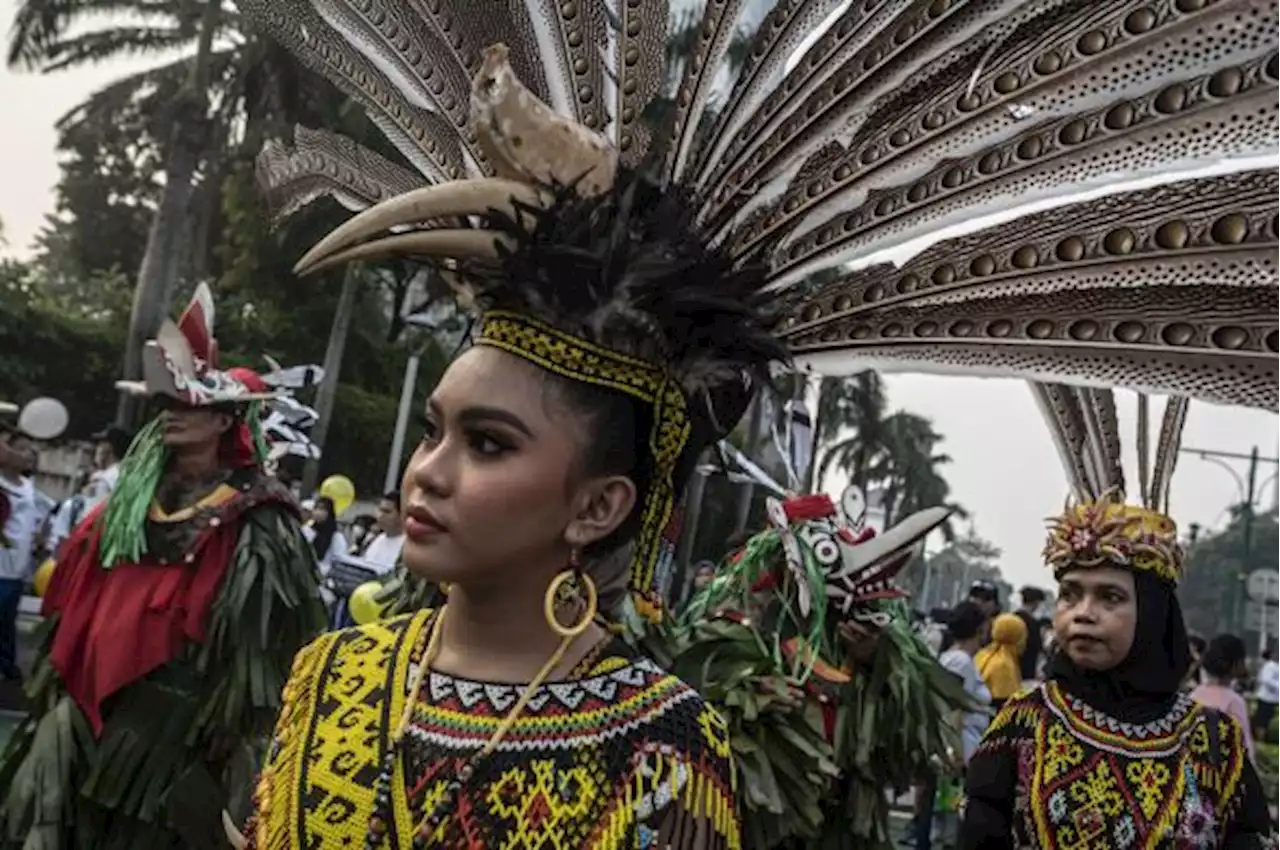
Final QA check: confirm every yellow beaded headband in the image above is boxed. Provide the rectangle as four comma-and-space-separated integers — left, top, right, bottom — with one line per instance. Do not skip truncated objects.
476, 310, 690, 622
1042, 488, 1183, 585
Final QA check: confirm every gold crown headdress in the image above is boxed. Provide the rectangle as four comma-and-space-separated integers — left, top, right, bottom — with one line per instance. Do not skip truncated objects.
242, 0, 1278, 612
1035, 385, 1189, 585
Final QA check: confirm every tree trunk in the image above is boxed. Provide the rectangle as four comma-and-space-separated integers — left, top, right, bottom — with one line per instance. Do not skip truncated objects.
115, 0, 222, 428
301, 264, 361, 496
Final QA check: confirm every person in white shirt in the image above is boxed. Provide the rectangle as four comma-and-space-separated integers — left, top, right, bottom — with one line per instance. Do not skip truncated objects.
359, 491, 406, 575
1253, 646, 1279, 741
45, 428, 132, 556
326, 492, 405, 629
82, 426, 131, 513
0, 429, 40, 682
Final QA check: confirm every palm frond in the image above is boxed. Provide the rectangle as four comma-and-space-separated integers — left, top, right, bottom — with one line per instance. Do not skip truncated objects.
40, 26, 196, 72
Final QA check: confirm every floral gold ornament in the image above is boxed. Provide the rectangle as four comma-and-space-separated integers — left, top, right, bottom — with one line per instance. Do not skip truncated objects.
1043, 487, 1184, 585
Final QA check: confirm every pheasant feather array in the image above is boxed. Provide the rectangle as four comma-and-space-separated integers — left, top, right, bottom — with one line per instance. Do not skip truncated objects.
239, 0, 1277, 412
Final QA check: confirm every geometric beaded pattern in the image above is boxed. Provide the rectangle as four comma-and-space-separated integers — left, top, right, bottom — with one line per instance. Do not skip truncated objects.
249, 611, 741, 849
976, 683, 1248, 850
401, 637, 741, 848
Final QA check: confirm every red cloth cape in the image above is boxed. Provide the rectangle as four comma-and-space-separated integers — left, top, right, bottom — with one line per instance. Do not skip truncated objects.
42, 484, 289, 736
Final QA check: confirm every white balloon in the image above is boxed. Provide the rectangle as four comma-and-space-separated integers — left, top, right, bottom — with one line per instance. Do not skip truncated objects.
18, 397, 69, 440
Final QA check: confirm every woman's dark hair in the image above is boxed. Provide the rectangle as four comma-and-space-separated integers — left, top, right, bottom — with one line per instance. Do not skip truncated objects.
1202, 634, 1248, 679
311, 496, 338, 561
1188, 632, 1208, 654
946, 601, 988, 642
547, 372, 743, 559
1020, 585, 1046, 605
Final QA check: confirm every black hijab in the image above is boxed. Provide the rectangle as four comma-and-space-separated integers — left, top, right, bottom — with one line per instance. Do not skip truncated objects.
1048, 569, 1192, 725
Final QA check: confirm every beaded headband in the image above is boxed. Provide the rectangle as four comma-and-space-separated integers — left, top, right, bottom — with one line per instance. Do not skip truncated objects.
1042, 488, 1183, 585
475, 310, 691, 622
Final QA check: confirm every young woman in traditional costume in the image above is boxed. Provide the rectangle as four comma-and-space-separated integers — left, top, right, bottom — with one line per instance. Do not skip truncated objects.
229, 54, 786, 850
960, 391, 1277, 849
0, 285, 326, 850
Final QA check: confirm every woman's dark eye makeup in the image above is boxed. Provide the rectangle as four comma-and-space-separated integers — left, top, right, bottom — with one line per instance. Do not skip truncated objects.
467, 429, 512, 456
415, 412, 513, 457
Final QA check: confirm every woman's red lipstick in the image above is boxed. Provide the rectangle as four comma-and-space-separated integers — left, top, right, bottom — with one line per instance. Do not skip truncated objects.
404, 504, 447, 541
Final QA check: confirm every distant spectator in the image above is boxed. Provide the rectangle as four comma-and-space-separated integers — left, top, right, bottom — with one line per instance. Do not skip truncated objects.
691, 561, 716, 593
361, 491, 405, 574
0, 429, 40, 682
1015, 586, 1046, 684
976, 613, 1028, 709
967, 580, 1001, 620
1253, 646, 1278, 743
84, 425, 132, 511
303, 496, 349, 576
1192, 634, 1254, 759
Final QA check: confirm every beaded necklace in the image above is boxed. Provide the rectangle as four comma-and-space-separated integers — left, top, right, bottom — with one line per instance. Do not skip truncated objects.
362, 607, 578, 849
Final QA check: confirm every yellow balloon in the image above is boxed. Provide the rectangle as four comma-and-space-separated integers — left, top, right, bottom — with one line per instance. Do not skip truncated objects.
349, 581, 387, 625
33, 559, 55, 597
319, 474, 356, 516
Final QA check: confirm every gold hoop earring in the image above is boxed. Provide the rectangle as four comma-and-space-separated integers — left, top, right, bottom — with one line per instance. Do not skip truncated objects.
544, 569, 597, 639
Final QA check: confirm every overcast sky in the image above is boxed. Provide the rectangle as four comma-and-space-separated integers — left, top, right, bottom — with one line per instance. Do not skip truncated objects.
1, 0, 1276, 595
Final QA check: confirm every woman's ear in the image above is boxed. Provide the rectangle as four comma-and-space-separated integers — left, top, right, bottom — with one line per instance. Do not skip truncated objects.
564, 475, 637, 551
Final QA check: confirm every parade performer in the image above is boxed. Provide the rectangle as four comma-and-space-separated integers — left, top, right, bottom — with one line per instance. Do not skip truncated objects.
236, 0, 1277, 846
227, 64, 785, 848
960, 389, 1276, 849
0, 285, 326, 850
653, 485, 969, 849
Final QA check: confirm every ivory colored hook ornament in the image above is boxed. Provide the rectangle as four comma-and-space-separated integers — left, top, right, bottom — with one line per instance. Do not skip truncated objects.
293, 178, 542, 275
222, 810, 247, 849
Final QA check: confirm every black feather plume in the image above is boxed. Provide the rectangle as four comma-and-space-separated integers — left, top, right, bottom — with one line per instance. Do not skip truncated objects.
464, 167, 790, 429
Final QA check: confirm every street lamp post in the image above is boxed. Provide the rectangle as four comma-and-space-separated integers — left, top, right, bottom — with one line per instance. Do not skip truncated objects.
1182, 445, 1280, 638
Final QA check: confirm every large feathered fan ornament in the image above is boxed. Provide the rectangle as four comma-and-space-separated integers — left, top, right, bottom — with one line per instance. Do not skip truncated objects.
239, 0, 1278, 411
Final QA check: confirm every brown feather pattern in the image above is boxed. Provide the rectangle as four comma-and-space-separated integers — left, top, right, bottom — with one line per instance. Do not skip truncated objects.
234, 0, 1279, 412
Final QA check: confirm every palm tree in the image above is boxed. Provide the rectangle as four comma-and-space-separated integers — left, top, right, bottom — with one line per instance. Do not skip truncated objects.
813, 372, 887, 491
7, 0, 330, 426
865, 411, 967, 533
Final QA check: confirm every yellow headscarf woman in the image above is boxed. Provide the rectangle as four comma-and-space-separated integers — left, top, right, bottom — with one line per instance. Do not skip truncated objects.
976, 613, 1028, 706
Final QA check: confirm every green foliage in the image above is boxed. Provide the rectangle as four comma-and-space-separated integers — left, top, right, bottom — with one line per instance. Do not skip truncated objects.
1256, 741, 1277, 811
642, 615, 839, 848
0, 261, 124, 438
833, 605, 967, 849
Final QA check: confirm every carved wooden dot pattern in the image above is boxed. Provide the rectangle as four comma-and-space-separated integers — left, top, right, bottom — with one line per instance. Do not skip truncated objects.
717, 0, 1278, 250
240, 0, 464, 182
238, 0, 1280, 414
766, 49, 1278, 279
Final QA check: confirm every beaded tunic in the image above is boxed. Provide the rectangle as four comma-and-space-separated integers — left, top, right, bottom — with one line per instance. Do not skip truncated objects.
969, 681, 1252, 849
246, 610, 741, 849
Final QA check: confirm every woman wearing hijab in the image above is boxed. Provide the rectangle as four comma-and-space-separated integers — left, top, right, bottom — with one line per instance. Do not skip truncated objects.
976, 613, 1028, 710
960, 490, 1275, 849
